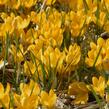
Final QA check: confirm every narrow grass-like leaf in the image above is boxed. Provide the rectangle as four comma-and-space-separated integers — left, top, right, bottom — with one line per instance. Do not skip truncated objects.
2, 32, 10, 84
40, 60, 47, 90
93, 47, 102, 68
9, 91, 14, 108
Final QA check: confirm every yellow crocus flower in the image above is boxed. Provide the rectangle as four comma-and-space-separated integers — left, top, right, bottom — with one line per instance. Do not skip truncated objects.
45, 0, 56, 5
69, 11, 85, 37
24, 61, 36, 76
65, 44, 81, 72
41, 46, 65, 72
7, 0, 21, 9
14, 80, 40, 109
14, 94, 39, 109
1, 13, 15, 36
0, 83, 10, 108
68, 82, 89, 104
86, 38, 109, 71
86, 0, 98, 12
20, 80, 40, 96
57, 0, 84, 11
9, 44, 24, 63
0, 0, 8, 5
14, 16, 30, 29
101, 0, 109, 11
27, 39, 44, 59
24, 0, 37, 8
41, 89, 57, 109
92, 76, 105, 98
66, 44, 81, 65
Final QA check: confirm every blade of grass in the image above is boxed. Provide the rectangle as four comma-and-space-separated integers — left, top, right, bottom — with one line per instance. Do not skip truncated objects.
93, 47, 102, 68
30, 51, 42, 84
9, 91, 14, 109
2, 32, 10, 84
